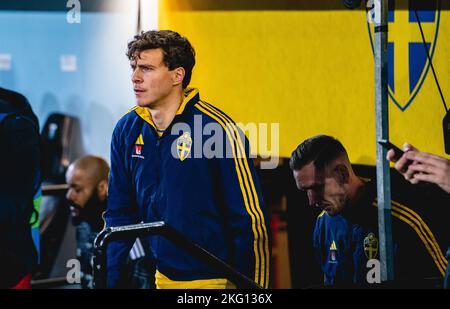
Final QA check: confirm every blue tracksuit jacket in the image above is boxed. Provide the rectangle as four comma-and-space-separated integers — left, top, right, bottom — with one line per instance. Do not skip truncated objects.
313, 178, 449, 287
313, 182, 380, 286
105, 88, 271, 288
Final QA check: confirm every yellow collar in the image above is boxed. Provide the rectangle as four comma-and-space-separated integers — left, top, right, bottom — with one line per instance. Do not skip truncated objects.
134, 87, 199, 129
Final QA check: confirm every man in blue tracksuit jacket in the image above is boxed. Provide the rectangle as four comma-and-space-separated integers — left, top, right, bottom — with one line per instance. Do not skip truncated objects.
105, 30, 270, 289
290, 135, 449, 287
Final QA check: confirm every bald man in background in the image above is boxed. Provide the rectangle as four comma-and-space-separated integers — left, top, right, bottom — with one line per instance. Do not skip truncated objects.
66, 156, 108, 230
66, 156, 109, 288
66, 156, 155, 289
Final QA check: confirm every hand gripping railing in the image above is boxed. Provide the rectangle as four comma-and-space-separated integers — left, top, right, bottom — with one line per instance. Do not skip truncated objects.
93, 221, 262, 289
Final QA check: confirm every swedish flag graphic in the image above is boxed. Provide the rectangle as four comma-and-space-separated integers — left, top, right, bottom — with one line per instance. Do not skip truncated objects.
368, 0, 441, 111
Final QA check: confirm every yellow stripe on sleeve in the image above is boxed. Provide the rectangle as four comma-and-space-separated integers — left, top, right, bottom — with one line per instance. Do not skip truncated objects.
196, 102, 270, 288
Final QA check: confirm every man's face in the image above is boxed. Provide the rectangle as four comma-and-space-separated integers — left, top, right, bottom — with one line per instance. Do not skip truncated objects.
65, 166, 97, 218
293, 162, 348, 216
131, 48, 176, 108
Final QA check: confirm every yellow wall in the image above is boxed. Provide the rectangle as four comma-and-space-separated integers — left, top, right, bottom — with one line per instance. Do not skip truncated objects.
159, 0, 449, 164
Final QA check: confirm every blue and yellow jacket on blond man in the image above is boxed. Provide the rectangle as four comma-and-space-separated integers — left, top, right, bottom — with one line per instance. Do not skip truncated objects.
105, 88, 271, 289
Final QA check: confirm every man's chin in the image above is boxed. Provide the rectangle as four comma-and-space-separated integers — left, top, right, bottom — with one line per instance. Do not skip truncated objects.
325, 210, 335, 216
324, 207, 337, 216
136, 99, 154, 108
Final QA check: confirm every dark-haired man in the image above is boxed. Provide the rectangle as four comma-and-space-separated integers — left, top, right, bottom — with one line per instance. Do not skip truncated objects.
105, 30, 270, 289
290, 135, 446, 287
290, 135, 372, 286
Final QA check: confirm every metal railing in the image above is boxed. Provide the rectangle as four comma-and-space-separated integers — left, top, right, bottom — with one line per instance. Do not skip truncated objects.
41, 184, 69, 196
93, 221, 262, 289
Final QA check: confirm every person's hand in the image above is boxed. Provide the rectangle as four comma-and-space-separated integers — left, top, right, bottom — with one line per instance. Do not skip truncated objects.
402, 151, 450, 194
387, 143, 450, 194
386, 143, 416, 171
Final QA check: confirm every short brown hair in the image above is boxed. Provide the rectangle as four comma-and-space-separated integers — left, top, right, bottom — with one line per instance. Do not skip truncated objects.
289, 135, 348, 172
127, 30, 196, 89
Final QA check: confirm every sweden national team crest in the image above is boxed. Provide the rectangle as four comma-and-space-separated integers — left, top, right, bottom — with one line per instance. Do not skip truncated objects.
363, 233, 379, 260
367, 0, 441, 111
177, 132, 192, 161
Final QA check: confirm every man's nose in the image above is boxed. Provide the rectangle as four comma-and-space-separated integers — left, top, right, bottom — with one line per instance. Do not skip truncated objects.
66, 189, 74, 202
132, 69, 142, 83
307, 190, 321, 207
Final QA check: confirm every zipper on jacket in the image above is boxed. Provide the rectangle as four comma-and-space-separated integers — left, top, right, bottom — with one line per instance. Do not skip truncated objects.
155, 137, 161, 184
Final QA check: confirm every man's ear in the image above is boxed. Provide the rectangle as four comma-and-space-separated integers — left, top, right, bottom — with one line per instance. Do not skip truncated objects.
334, 164, 350, 185
172, 67, 185, 87
97, 179, 108, 199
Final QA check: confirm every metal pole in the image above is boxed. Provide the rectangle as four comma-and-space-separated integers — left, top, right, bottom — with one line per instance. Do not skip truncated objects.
374, 0, 394, 281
